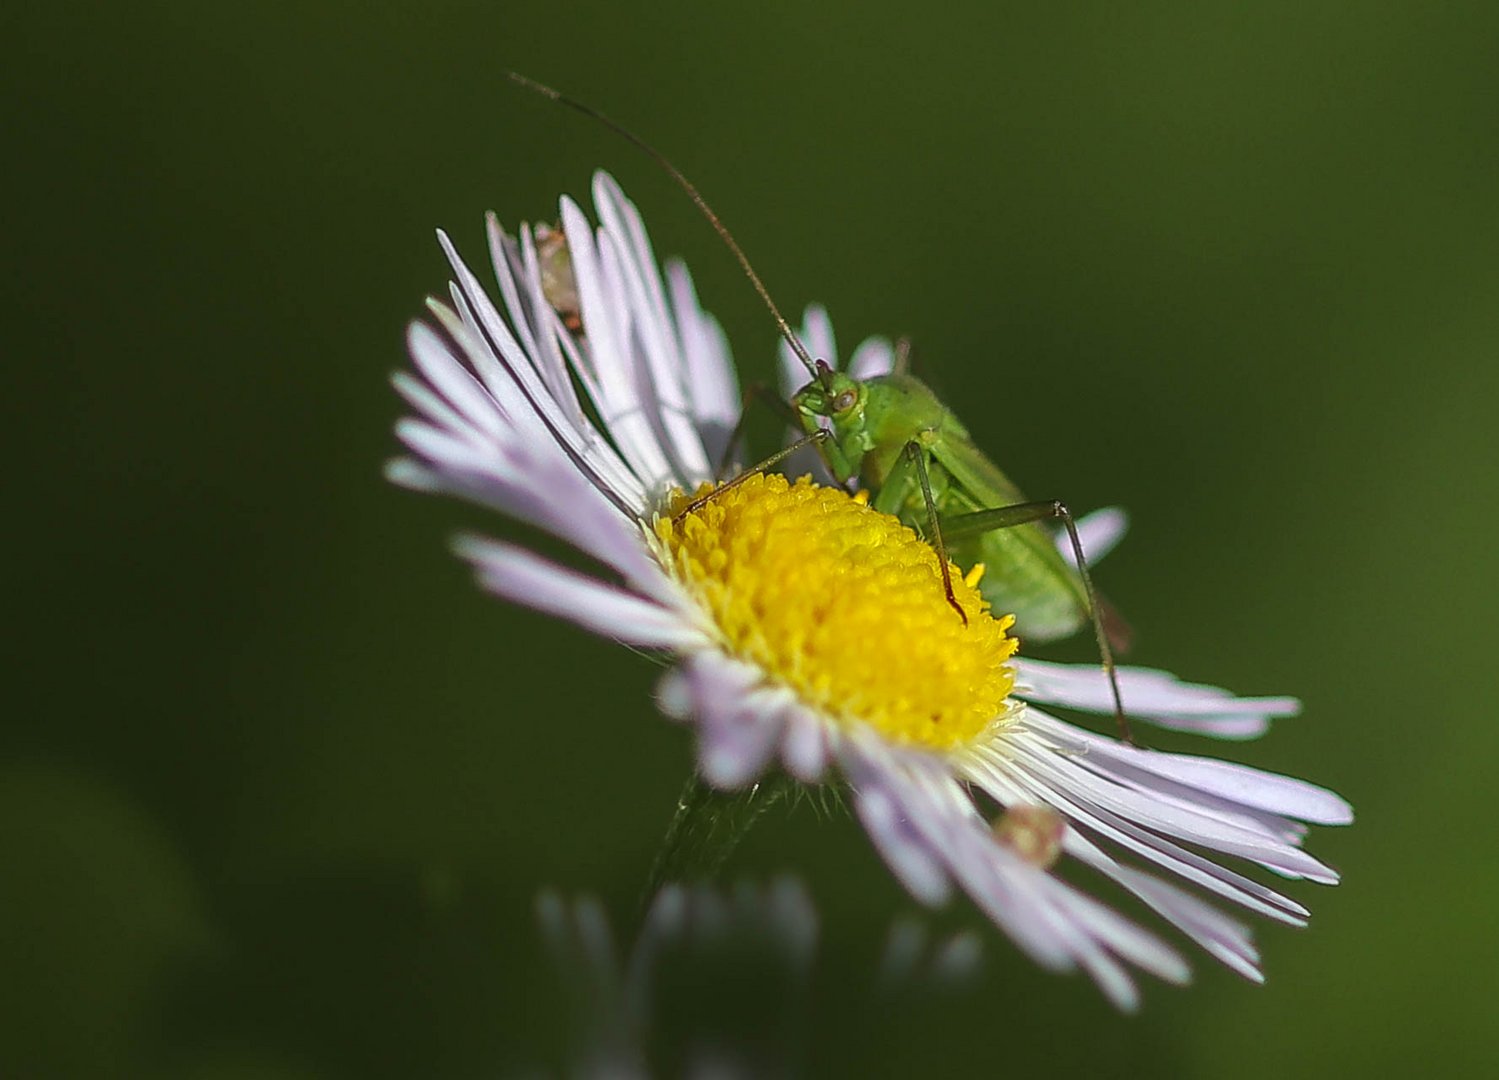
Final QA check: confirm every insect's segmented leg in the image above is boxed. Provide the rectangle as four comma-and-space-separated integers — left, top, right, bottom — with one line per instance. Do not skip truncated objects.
714, 383, 805, 480
673, 429, 832, 523
905, 440, 968, 627
941, 500, 1132, 744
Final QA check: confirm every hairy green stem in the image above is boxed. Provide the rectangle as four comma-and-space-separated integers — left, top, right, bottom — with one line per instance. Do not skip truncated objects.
641, 771, 797, 910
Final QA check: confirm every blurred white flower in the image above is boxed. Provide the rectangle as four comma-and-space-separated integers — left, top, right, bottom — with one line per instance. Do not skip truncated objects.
389, 172, 1351, 1009
536, 879, 978, 1078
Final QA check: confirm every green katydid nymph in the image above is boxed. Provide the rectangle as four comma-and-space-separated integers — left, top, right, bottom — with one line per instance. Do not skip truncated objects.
508, 72, 1132, 739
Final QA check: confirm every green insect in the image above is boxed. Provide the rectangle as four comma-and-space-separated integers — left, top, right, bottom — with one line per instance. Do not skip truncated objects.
509, 72, 1131, 736
748, 341, 1131, 737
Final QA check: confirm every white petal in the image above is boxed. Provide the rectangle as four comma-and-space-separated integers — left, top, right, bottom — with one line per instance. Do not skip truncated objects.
1116, 751, 1355, 827
838, 734, 1190, 1006
847, 336, 896, 380
779, 704, 830, 782
963, 739, 1312, 924
1029, 714, 1353, 828
1002, 735, 1337, 881
1015, 657, 1298, 740
1057, 507, 1130, 567
802, 304, 837, 367
696, 683, 789, 789
405, 321, 508, 440
560, 197, 676, 493
855, 785, 954, 906
453, 538, 703, 650
664, 257, 740, 463
593, 173, 713, 484
777, 303, 836, 393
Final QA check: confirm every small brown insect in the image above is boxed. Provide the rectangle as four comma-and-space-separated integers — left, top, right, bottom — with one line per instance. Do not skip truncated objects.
992, 804, 1066, 870
534, 222, 583, 334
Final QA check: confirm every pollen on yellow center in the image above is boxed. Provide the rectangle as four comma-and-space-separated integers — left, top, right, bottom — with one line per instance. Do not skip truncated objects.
654, 474, 1018, 750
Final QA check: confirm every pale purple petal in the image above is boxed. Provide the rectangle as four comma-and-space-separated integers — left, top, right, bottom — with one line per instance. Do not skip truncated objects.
779, 702, 831, 782
847, 336, 897, 380
1015, 657, 1298, 740
801, 304, 837, 368
1057, 507, 1130, 568
838, 733, 1188, 1006
697, 685, 790, 789
560, 196, 677, 493
454, 538, 705, 650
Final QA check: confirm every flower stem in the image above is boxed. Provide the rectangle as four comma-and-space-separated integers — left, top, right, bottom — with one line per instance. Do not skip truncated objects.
641, 771, 796, 908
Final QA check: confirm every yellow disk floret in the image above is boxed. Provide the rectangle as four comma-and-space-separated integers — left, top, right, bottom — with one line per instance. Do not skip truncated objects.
654, 474, 1018, 750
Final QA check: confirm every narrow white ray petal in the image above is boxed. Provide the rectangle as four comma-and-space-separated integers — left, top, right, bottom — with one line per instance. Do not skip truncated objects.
1033, 782, 1261, 975
1015, 657, 1297, 740
453, 537, 704, 650
422, 293, 647, 516
1109, 865, 1263, 982
842, 735, 1191, 1004
475, 223, 549, 399
870, 749, 1094, 971
594, 174, 713, 484
962, 748, 1262, 977
515, 222, 590, 419
1057, 507, 1130, 568
561, 196, 676, 493
1035, 717, 1353, 827
696, 682, 790, 789
801, 305, 837, 367
1059, 885, 1192, 985
777, 304, 838, 392
384, 458, 441, 493
438, 228, 559, 422
398, 393, 664, 588
777, 332, 810, 397
779, 703, 830, 782
442, 233, 592, 466
594, 219, 711, 486
845, 764, 953, 907
405, 321, 509, 439
1079, 950, 1141, 1012
847, 336, 897, 380
482, 213, 646, 513
1023, 713, 1311, 844
654, 666, 692, 722
441, 285, 554, 445
664, 258, 740, 461
1123, 753, 1355, 827
391, 369, 485, 440
1001, 736, 1337, 880
395, 419, 509, 477
992, 726, 1326, 893
963, 742, 1311, 923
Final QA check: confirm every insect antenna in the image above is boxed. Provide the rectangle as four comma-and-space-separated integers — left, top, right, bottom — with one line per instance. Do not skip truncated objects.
508, 71, 823, 381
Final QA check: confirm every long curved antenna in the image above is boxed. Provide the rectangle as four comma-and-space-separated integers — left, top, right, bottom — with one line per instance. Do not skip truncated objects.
508, 71, 820, 379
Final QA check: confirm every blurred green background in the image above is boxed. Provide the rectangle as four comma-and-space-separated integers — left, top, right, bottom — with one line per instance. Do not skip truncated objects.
6, 2, 1497, 1076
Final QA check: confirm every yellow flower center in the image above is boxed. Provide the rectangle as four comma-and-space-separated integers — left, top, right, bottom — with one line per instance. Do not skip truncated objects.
654, 474, 1018, 750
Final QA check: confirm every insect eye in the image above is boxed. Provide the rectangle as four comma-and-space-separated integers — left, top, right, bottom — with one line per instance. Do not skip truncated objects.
831, 390, 857, 413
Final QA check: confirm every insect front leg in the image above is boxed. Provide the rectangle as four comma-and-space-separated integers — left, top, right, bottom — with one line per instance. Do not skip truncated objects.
672, 429, 833, 523
714, 383, 805, 480
941, 500, 1132, 744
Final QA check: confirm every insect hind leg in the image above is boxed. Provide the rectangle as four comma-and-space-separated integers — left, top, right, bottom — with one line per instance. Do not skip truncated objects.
941, 500, 1133, 745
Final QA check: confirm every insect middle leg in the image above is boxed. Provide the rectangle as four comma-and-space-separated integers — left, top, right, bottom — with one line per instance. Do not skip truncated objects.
941, 500, 1133, 744
871, 437, 969, 626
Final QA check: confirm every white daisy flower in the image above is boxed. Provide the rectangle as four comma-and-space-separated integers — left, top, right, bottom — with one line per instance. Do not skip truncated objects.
389, 172, 1352, 1011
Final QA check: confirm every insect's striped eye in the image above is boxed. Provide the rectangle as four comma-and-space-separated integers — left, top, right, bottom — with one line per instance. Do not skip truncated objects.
831, 390, 857, 413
